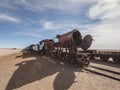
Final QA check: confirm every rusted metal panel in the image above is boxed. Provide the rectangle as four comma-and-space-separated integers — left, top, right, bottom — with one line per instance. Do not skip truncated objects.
40, 39, 55, 50
81, 35, 93, 50
56, 29, 82, 48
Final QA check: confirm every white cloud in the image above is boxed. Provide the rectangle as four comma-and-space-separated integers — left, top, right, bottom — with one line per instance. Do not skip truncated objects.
86, 0, 120, 49
0, 14, 19, 23
13, 32, 42, 38
43, 21, 54, 29
13, 0, 95, 12
88, 0, 120, 20
42, 20, 80, 34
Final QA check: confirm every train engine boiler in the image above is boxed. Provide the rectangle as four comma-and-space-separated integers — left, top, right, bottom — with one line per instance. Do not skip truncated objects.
54, 29, 93, 67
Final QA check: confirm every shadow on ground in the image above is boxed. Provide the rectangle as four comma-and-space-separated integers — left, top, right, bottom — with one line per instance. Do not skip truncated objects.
6, 52, 82, 90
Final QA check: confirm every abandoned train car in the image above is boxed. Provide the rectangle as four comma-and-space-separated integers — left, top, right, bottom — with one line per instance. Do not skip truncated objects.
25, 29, 93, 67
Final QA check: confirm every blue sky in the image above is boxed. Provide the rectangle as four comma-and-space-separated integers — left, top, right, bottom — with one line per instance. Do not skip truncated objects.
0, 0, 120, 49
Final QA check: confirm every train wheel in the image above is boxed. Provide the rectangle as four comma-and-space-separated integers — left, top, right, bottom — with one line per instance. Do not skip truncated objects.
84, 59, 90, 66
61, 53, 64, 60
113, 58, 120, 63
90, 56, 95, 61
100, 56, 109, 61
77, 62, 83, 68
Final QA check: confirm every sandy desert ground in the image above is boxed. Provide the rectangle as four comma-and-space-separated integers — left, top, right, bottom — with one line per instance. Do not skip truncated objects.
0, 49, 120, 90
0, 48, 21, 57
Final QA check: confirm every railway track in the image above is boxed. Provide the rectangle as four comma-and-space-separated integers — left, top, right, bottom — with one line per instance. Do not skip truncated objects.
84, 65, 120, 81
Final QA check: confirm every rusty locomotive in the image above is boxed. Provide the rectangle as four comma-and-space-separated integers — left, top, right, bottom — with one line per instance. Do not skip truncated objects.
25, 29, 93, 67
25, 29, 120, 67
